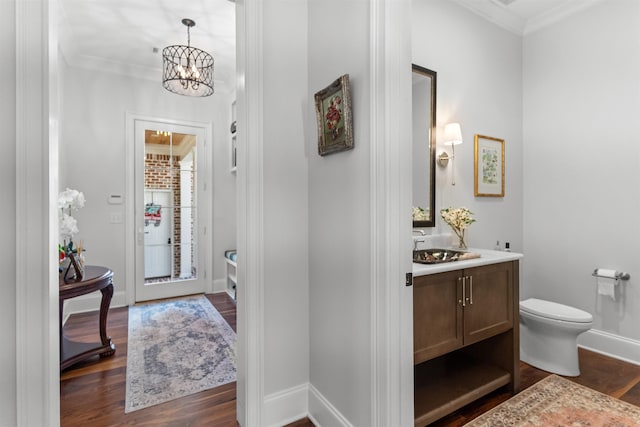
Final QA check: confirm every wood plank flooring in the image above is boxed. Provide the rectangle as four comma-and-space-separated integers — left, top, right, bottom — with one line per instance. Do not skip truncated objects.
430, 347, 640, 426
61, 294, 241, 427
61, 294, 640, 426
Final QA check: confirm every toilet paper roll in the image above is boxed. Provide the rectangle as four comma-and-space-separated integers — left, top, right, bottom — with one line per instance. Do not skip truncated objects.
597, 275, 617, 301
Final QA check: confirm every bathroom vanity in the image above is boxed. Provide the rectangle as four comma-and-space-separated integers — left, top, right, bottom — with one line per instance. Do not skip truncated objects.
413, 249, 522, 426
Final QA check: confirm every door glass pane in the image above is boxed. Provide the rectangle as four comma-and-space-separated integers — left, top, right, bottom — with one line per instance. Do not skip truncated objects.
144, 130, 197, 284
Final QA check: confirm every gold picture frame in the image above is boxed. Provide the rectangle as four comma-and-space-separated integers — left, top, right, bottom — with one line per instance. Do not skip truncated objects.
474, 134, 505, 197
314, 74, 354, 156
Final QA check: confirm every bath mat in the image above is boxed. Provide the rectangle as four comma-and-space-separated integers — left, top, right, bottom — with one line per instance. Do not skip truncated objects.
125, 295, 236, 413
464, 374, 640, 426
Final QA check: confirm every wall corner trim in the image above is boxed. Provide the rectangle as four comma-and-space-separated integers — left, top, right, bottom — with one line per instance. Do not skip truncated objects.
264, 383, 309, 427
308, 383, 354, 427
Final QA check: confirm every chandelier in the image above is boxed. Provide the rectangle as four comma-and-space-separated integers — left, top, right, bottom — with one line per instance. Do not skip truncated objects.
162, 18, 214, 97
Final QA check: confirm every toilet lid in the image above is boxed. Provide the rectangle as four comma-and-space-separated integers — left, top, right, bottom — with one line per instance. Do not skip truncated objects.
520, 298, 593, 323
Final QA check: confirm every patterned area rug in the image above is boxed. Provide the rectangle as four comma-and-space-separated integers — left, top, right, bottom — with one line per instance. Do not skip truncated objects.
125, 295, 236, 413
465, 374, 640, 426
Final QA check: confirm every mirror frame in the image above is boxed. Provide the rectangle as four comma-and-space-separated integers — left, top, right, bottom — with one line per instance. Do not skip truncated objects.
412, 64, 437, 228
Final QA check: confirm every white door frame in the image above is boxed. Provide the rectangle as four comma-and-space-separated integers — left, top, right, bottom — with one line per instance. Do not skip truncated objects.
369, 0, 413, 425
15, 0, 61, 424
125, 114, 212, 304
234, 0, 264, 424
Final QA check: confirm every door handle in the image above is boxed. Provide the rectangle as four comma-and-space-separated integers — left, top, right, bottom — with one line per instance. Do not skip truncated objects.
167, 238, 171, 244
468, 275, 473, 305
461, 276, 466, 307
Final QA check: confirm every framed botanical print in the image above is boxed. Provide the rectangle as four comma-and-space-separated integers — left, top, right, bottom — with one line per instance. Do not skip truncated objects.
474, 134, 505, 197
314, 74, 354, 156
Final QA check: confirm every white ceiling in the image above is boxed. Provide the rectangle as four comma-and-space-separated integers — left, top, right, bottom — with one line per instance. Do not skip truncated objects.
451, 0, 606, 35
58, 0, 236, 93
58, 0, 603, 91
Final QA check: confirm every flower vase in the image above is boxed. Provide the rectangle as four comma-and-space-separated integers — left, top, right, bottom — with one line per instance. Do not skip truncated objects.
455, 230, 467, 250
59, 257, 71, 273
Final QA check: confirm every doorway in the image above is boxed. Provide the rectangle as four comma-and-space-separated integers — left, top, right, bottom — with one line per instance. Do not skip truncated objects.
132, 118, 210, 302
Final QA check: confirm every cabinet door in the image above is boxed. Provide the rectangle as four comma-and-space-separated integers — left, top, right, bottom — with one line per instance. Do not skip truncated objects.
413, 270, 463, 364
463, 262, 513, 346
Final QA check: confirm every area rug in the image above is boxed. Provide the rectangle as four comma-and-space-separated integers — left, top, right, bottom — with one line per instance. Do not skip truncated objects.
465, 374, 640, 426
125, 295, 236, 413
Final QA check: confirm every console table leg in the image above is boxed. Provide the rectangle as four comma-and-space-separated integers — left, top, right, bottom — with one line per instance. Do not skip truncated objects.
99, 283, 116, 357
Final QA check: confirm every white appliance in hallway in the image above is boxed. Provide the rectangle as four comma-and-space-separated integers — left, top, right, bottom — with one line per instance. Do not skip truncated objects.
144, 189, 173, 279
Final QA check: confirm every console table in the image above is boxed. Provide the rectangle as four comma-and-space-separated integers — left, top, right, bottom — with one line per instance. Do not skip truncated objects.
59, 265, 116, 371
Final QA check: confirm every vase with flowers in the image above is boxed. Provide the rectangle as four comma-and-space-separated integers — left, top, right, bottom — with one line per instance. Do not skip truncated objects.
440, 207, 475, 250
58, 188, 86, 277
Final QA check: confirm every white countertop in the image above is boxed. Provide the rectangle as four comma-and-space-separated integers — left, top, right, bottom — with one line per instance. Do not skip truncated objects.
413, 248, 523, 276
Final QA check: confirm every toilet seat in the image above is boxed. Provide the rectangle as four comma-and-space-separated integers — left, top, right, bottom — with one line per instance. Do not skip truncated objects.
520, 298, 593, 323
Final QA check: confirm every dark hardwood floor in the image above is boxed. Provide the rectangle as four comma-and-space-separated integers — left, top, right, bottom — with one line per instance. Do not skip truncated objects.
430, 347, 640, 426
61, 295, 640, 426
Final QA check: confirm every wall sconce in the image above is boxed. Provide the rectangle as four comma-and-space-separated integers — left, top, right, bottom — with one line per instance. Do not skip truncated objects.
438, 122, 463, 185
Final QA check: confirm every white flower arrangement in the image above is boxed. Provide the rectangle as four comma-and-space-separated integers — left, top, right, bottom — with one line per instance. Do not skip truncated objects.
58, 188, 85, 241
58, 188, 86, 275
58, 187, 86, 211
440, 207, 475, 249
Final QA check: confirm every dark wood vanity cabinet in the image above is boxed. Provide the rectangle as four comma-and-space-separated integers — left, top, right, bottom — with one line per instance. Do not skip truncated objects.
413, 260, 519, 426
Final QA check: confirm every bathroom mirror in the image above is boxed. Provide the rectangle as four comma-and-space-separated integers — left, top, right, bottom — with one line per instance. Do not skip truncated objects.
412, 64, 437, 228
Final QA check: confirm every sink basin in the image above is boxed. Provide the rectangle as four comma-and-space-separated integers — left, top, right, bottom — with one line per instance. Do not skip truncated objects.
413, 248, 465, 264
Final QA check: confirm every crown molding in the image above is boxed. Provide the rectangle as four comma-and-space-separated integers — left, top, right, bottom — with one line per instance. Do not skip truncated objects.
451, 0, 607, 36
450, 0, 526, 35
523, 0, 607, 35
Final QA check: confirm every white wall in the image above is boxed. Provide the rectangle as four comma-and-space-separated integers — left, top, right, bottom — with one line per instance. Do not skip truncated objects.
523, 0, 640, 347
0, 1, 17, 424
307, 0, 372, 425
412, 0, 524, 252
59, 64, 236, 304
262, 0, 310, 400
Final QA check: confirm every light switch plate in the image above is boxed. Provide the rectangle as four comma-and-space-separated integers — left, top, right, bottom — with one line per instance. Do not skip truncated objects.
110, 212, 123, 224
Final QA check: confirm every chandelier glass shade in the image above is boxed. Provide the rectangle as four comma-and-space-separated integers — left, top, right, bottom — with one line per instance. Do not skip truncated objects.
162, 19, 214, 97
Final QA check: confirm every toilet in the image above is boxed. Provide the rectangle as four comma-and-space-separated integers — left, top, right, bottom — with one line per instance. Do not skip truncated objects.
519, 298, 593, 377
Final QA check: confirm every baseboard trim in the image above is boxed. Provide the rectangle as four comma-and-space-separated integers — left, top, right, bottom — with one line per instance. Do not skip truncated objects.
264, 383, 309, 427
308, 383, 353, 427
212, 277, 227, 293
578, 329, 640, 365
62, 290, 128, 325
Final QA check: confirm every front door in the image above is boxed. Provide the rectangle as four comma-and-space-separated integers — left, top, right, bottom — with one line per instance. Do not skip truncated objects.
134, 119, 209, 302
144, 189, 172, 279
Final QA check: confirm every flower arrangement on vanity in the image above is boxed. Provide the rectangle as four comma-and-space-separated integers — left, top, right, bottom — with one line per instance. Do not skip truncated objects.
440, 206, 475, 250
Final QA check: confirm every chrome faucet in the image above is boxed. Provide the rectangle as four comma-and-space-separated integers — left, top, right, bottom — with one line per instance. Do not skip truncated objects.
413, 230, 426, 250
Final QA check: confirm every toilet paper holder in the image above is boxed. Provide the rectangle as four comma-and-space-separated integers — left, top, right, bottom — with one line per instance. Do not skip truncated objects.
592, 269, 630, 281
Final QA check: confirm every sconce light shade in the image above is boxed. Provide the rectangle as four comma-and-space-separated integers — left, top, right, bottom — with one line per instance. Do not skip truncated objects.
443, 122, 463, 146
439, 122, 462, 186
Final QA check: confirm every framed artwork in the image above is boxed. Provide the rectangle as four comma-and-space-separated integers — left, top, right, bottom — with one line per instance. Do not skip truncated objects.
474, 134, 505, 197
314, 74, 354, 156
